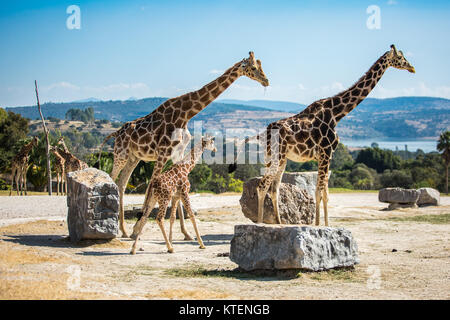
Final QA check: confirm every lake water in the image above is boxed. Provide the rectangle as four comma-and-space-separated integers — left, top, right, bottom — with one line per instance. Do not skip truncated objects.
341, 139, 438, 153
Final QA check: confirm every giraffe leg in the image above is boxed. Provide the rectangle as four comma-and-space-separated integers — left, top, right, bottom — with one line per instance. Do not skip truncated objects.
315, 157, 331, 226
178, 201, 192, 241
323, 184, 330, 227
130, 197, 156, 254
315, 186, 322, 226
116, 156, 140, 238
269, 160, 287, 225
56, 172, 60, 196
256, 164, 278, 224
22, 166, 28, 196
169, 197, 178, 244
155, 202, 174, 253
9, 167, 16, 196
181, 190, 205, 249
15, 168, 21, 196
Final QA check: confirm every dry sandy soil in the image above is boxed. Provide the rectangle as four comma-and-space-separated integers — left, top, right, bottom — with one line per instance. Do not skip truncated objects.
0, 192, 449, 300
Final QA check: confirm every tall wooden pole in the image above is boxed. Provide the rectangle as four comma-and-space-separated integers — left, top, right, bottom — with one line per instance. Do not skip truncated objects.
35, 80, 52, 195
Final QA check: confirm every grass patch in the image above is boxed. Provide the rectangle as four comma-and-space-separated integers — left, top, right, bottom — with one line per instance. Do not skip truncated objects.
387, 213, 450, 224
301, 267, 363, 283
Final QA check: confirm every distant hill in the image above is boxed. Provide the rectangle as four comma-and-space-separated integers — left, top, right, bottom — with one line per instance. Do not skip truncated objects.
3, 96, 450, 140
219, 99, 306, 112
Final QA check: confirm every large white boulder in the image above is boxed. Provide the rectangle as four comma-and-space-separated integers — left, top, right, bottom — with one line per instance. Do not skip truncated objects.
66, 168, 119, 242
239, 177, 315, 225
230, 224, 359, 271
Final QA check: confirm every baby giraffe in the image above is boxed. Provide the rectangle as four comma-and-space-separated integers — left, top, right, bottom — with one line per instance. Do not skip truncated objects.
130, 135, 217, 254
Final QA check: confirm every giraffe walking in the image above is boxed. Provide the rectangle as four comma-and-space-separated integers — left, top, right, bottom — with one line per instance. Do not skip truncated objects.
130, 136, 217, 254
100, 51, 269, 238
9, 136, 39, 196
237, 45, 415, 226
49, 146, 66, 196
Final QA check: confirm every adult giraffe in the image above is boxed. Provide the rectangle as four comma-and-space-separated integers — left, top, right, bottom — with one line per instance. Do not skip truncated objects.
9, 136, 39, 196
101, 52, 269, 237
236, 45, 415, 226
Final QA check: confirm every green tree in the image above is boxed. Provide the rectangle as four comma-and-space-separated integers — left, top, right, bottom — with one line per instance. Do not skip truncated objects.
356, 147, 402, 173
189, 164, 212, 191
0, 110, 29, 172
437, 130, 450, 194
330, 143, 354, 170
380, 169, 413, 189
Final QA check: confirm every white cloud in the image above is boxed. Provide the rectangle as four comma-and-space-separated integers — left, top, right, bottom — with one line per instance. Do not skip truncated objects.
209, 69, 224, 75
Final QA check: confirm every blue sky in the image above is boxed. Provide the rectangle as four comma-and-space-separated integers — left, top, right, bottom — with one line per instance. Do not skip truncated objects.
1, 0, 450, 107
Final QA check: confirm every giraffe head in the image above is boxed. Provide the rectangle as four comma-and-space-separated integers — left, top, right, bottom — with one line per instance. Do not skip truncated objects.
31, 136, 39, 146
238, 51, 269, 87
201, 135, 217, 153
57, 137, 66, 147
387, 45, 415, 73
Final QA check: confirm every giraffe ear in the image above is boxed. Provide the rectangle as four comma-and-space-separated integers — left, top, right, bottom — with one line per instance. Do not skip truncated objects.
256, 59, 262, 68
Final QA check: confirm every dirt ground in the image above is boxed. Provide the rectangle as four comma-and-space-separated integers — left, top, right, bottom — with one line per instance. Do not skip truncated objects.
0, 193, 449, 300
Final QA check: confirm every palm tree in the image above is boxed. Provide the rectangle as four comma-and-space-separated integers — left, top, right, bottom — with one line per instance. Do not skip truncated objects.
437, 131, 450, 195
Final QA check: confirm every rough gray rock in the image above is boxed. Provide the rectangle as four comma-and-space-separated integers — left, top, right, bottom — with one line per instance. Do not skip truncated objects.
239, 177, 315, 225
67, 168, 119, 242
417, 188, 440, 207
379, 188, 420, 206
281, 171, 331, 200
230, 224, 359, 271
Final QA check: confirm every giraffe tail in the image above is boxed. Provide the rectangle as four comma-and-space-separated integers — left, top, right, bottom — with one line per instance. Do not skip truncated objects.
227, 134, 262, 173
97, 131, 117, 171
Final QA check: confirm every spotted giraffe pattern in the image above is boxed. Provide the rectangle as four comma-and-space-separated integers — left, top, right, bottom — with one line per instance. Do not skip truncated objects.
130, 136, 217, 254
56, 137, 89, 174
101, 51, 269, 238
49, 146, 66, 195
254, 45, 415, 226
9, 136, 39, 196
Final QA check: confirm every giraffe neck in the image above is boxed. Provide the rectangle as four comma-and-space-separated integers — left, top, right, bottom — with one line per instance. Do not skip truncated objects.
22, 141, 35, 155
56, 148, 74, 162
59, 141, 69, 153
155, 62, 242, 125
182, 143, 206, 171
330, 52, 390, 122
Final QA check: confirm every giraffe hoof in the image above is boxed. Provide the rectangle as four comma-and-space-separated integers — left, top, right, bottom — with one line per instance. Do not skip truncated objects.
184, 236, 193, 241
199, 245, 206, 249
130, 249, 136, 255
167, 248, 174, 253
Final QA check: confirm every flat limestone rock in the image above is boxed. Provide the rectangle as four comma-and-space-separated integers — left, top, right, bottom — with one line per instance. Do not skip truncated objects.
378, 188, 420, 204
240, 177, 315, 225
230, 224, 359, 271
67, 168, 119, 242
